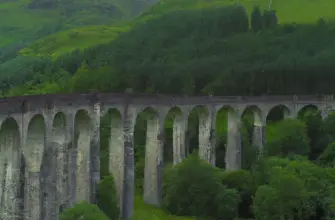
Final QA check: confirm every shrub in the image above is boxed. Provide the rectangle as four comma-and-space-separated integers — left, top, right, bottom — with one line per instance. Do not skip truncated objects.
59, 201, 109, 220
162, 153, 240, 219
97, 175, 120, 219
221, 170, 256, 218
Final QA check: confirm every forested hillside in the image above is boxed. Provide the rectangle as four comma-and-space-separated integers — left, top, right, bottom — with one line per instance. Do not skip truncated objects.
0, 0, 157, 47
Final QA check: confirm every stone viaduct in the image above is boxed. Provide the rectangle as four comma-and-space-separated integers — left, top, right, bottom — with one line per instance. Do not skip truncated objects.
0, 93, 333, 220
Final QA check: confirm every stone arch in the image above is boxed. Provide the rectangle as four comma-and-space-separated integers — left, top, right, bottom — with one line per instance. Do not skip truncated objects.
25, 114, 46, 220
216, 105, 240, 170
186, 105, 209, 158
266, 104, 290, 123
165, 106, 184, 165
74, 109, 91, 203
297, 104, 319, 119
0, 118, 21, 219
134, 106, 162, 205
104, 108, 123, 209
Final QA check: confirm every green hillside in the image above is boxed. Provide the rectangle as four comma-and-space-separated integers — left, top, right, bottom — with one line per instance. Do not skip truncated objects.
0, 0, 157, 47
19, 0, 335, 58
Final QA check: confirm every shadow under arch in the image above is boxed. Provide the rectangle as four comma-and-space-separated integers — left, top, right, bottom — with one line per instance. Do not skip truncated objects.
186, 105, 209, 157
100, 108, 123, 209
133, 106, 162, 206
25, 114, 46, 220
297, 104, 319, 119
74, 109, 91, 203
164, 106, 183, 165
266, 104, 290, 123
0, 117, 22, 219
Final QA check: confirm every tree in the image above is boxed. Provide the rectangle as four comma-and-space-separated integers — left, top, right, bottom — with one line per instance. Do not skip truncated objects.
264, 119, 310, 157
97, 175, 120, 219
251, 5, 263, 32
59, 201, 109, 220
162, 153, 240, 219
253, 167, 309, 220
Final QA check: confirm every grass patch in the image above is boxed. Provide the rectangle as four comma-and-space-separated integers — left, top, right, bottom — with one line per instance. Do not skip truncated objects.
133, 195, 195, 220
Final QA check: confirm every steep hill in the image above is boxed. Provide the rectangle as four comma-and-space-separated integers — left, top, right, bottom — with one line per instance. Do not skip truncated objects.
19, 0, 335, 58
0, 0, 157, 47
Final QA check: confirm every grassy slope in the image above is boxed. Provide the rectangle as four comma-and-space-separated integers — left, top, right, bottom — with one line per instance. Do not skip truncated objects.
19, 0, 335, 58
0, 0, 157, 47
133, 195, 195, 220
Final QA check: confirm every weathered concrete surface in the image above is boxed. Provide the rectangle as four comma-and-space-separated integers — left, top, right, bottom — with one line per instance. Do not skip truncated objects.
198, 110, 212, 163
90, 102, 101, 204
74, 110, 91, 203
45, 112, 68, 220
108, 110, 124, 211
24, 115, 45, 220
0, 119, 21, 220
172, 114, 186, 165
226, 110, 242, 170
143, 112, 163, 206
121, 105, 136, 219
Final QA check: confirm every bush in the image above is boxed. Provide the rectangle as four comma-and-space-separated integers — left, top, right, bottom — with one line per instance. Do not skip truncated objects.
59, 201, 109, 220
221, 170, 256, 218
97, 175, 120, 219
162, 153, 240, 219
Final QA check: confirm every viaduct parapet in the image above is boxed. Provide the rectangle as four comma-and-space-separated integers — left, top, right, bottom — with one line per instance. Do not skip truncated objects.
0, 93, 333, 220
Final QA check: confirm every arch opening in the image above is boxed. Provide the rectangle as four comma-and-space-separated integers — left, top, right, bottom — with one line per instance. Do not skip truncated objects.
0, 118, 21, 219
100, 108, 123, 208
215, 106, 238, 169
186, 105, 209, 158
74, 109, 91, 203
241, 106, 263, 170
297, 105, 322, 160
266, 104, 291, 143
133, 106, 161, 205
25, 114, 46, 220
164, 107, 183, 165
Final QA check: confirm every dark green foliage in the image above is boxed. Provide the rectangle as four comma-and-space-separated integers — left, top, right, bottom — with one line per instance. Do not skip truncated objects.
97, 175, 120, 220
265, 119, 310, 157
162, 153, 240, 219
59, 201, 109, 220
318, 142, 335, 167
251, 5, 263, 32
262, 9, 278, 28
221, 170, 256, 218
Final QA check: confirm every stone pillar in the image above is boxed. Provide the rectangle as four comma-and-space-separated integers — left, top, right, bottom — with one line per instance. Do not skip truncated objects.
143, 113, 164, 206
225, 110, 242, 171
172, 114, 187, 165
67, 113, 77, 208
121, 106, 136, 219
0, 120, 21, 220
23, 115, 46, 220
90, 102, 101, 204
198, 107, 216, 164
25, 171, 42, 220
108, 112, 124, 212
252, 119, 266, 149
